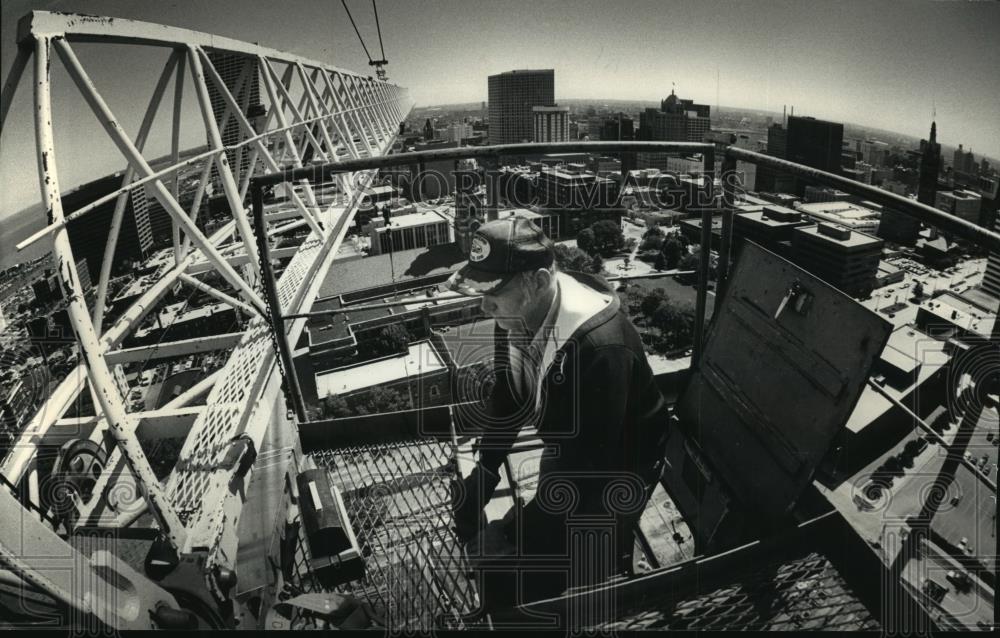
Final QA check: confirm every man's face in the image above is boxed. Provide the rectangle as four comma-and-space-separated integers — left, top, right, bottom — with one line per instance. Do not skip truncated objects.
479, 272, 540, 333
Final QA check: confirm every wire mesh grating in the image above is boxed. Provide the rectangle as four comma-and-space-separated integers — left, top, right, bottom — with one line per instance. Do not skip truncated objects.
601, 550, 880, 631
287, 439, 480, 631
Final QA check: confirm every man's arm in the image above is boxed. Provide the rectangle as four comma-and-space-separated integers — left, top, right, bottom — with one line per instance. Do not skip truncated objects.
570, 343, 637, 474
452, 349, 526, 540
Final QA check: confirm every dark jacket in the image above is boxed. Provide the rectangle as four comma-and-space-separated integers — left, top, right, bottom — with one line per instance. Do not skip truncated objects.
477, 270, 669, 502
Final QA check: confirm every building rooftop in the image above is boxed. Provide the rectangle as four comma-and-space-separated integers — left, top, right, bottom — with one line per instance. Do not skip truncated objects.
920, 291, 996, 339
796, 201, 881, 229
134, 300, 230, 340
498, 207, 550, 220
316, 243, 467, 300
540, 166, 603, 181
372, 209, 452, 232
877, 262, 902, 276
315, 341, 446, 399
793, 223, 882, 250
489, 68, 554, 76
845, 325, 948, 432
938, 189, 982, 202
737, 208, 808, 229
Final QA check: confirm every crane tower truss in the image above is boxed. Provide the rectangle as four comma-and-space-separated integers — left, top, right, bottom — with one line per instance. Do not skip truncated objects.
0, 11, 411, 625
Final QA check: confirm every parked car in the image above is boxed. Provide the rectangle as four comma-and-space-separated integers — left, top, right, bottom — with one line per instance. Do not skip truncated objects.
922, 578, 947, 603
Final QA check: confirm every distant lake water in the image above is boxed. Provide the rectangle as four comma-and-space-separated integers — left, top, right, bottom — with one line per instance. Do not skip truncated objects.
0, 205, 51, 271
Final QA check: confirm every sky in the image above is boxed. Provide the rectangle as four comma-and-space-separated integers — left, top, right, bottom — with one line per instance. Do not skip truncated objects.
1, 0, 999, 220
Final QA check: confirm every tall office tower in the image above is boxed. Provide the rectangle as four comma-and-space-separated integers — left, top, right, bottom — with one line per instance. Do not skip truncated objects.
918, 121, 941, 207
861, 139, 889, 167
64, 172, 154, 277
785, 115, 844, 195
600, 114, 635, 141
982, 180, 1000, 301
447, 122, 473, 143
206, 52, 262, 183
755, 122, 791, 192
952, 145, 977, 175
532, 105, 570, 142
637, 90, 710, 169
601, 113, 636, 174
488, 69, 555, 145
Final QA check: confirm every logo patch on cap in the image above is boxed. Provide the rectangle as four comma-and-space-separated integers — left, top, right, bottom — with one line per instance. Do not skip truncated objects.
470, 235, 490, 262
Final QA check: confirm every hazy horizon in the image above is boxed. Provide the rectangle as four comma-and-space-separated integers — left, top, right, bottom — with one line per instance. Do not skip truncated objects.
2, 0, 998, 221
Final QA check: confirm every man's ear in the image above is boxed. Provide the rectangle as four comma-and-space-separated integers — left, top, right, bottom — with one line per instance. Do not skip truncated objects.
533, 268, 554, 292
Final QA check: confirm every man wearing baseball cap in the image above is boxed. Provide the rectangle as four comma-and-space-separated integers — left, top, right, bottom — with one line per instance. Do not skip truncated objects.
447, 215, 669, 616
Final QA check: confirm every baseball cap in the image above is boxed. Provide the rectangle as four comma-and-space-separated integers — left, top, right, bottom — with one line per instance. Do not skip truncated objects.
446, 215, 555, 296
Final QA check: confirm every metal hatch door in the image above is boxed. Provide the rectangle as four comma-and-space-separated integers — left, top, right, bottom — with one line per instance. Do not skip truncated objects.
668, 241, 892, 542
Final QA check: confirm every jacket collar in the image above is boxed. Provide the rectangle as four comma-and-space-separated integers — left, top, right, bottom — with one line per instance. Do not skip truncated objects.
524, 271, 616, 410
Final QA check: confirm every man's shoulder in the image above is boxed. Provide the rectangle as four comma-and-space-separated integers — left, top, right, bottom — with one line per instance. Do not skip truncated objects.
575, 309, 644, 358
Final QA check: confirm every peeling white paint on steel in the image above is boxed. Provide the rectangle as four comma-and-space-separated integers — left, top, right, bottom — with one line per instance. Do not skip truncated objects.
32, 35, 188, 549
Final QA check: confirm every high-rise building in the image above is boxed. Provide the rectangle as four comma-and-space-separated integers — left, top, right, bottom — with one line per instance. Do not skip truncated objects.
447, 122, 473, 143
532, 105, 570, 142
586, 116, 604, 140
785, 115, 844, 195
755, 123, 792, 193
733, 205, 811, 258
918, 121, 941, 207
934, 189, 983, 224
637, 90, 710, 170
601, 114, 635, 141
861, 139, 889, 167
853, 161, 874, 185
487, 69, 555, 145
953, 144, 976, 175
982, 212, 1000, 301
639, 90, 710, 142
64, 172, 154, 277
791, 222, 883, 298
205, 52, 262, 183
536, 165, 617, 209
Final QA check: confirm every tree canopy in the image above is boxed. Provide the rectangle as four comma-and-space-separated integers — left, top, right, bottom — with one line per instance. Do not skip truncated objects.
554, 244, 603, 274
589, 219, 626, 256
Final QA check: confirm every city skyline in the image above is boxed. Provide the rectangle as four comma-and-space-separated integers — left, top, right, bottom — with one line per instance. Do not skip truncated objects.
2, 0, 999, 220
0, 4, 997, 630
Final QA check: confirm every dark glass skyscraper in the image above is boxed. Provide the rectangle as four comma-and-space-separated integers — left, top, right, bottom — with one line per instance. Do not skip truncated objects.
785, 115, 843, 195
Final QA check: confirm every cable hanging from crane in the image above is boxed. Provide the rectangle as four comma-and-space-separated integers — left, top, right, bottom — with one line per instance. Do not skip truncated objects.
340, 0, 389, 81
